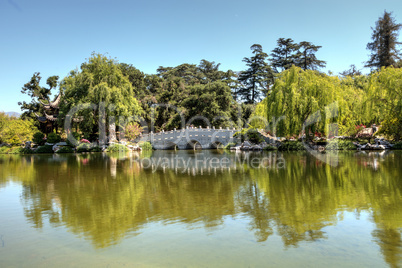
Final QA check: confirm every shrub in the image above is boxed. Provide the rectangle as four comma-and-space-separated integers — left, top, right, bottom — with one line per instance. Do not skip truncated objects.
47, 132, 61, 144
0, 146, 11, 154
107, 144, 128, 153
139, 141, 153, 151
33, 132, 45, 145
56, 146, 75, 153
263, 145, 277, 151
66, 132, 81, 147
35, 145, 54, 154
76, 143, 91, 153
124, 122, 143, 141
277, 141, 306, 151
90, 146, 102, 152
17, 147, 34, 154
392, 141, 402, 149
224, 142, 236, 150
233, 128, 264, 144
326, 139, 357, 150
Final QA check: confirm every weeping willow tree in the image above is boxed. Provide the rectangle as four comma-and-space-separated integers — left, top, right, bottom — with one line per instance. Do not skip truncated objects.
59, 53, 143, 139
364, 67, 402, 140
254, 66, 369, 137
264, 67, 337, 137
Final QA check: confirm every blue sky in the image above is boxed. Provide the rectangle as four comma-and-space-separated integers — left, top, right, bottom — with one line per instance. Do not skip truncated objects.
1, 0, 402, 112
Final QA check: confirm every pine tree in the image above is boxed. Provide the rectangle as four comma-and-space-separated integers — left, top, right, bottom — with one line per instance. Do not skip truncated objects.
270, 38, 299, 72
295, 41, 326, 70
238, 44, 275, 104
366, 11, 402, 69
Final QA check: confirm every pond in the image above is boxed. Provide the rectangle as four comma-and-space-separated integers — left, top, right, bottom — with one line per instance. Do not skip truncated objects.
0, 150, 401, 267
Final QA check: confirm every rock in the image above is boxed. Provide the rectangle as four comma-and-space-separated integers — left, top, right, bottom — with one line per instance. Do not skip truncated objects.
243, 141, 252, 147
24, 141, 32, 149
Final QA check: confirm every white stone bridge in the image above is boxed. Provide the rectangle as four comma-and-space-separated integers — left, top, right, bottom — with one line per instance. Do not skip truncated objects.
140, 127, 239, 150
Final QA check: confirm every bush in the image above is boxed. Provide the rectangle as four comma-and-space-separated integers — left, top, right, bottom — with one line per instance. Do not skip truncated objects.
233, 128, 264, 144
76, 143, 91, 153
326, 139, 357, 150
107, 144, 128, 153
33, 132, 45, 145
56, 146, 75, 153
277, 141, 306, 151
139, 141, 153, 151
224, 142, 236, 150
66, 132, 81, 147
263, 145, 277, 151
47, 133, 61, 144
0, 146, 11, 154
90, 146, 102, 152
35, 145, 54, 154
392, 141, 402, 149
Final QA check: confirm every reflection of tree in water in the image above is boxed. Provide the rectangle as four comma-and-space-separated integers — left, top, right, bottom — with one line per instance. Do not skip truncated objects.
0, 151, 402, 266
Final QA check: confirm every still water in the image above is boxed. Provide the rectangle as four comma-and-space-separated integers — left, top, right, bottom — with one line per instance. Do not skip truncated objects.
0, 150, 401, 267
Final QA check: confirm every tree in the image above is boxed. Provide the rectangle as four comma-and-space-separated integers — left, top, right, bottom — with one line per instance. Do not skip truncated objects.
339, 64, 362, 77
367, 67, 402, 140
59, 53, 142, 140
238, 44, 275, 104
182, 82, 235, 127
295, 41, 326, 70
270, 38, 299, 72
18, 73, 59, 122
366, 11, 402, 69
0, 112, 36, 145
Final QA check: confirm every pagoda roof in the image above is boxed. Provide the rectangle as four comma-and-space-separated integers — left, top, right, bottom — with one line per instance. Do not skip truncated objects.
39, 92, 62, 110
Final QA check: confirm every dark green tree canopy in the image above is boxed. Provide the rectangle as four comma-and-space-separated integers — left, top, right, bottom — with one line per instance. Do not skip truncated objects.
238, 44, 275, 104
270, 38, 299, 71
366, 11, 402, 69
295, 41, 326, 70
270, 38, 326, 71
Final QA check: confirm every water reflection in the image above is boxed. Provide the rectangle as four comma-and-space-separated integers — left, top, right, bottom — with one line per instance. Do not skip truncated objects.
0, 151, 401, 267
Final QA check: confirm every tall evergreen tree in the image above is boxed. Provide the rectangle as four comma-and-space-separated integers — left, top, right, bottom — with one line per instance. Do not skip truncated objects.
366, 11, 402, 69
295, 41, 326, 70
270, 38, 299, 72
238, 44, 275, 104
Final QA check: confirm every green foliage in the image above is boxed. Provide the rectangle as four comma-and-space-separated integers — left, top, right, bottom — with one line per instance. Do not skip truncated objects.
366, 11, 402, 69
76, 143, 91, 153
270, 38, 326, 71
224, 142, 236, 150
0, 113, 36, 145
238, 44, 274, 104
123, 122, 143, 141
264, 66, 366, 137
66, 132, 81, 147
263, 144, 277, 151
326, 139, 357, 150
90, 146, 102, 152
0, 146, 10, 154
367, 67, 402, 140
277, 141, 306, 151
33, 131, 45, 145
59, 53, 143, 138
56, 146, 74, 153
18, 72, 59, 122
139, 142, 153, 151
6, 147, 33, 154
233, 128, 264, 144
35, 145, 54, 154
47, 132, 61, 144
107, 144, 128, 153
392, 142, 402, 149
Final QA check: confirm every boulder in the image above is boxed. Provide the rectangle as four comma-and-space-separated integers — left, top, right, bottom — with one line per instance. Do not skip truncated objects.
24, 141, 32, 149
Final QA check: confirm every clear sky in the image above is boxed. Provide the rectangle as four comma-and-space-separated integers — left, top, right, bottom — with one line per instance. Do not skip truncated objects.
1, 0, 402, 113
